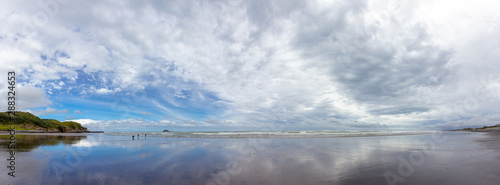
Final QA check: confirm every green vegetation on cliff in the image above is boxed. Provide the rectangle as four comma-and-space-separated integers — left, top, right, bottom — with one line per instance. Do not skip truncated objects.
0, 111, 86, 132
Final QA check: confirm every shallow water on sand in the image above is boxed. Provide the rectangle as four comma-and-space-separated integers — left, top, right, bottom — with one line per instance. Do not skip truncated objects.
1, 132, 499, 185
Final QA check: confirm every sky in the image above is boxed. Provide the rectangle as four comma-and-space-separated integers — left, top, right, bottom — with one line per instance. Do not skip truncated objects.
1, 0, 500, 132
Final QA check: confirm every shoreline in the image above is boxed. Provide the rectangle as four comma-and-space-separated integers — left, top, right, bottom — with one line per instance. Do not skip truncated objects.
1, 130, 434, 138
104, 130, 438, 139
1, 130, 445, 138
0, 132, 100, 136
0, 130, 103, 133
2, 130, 497, 139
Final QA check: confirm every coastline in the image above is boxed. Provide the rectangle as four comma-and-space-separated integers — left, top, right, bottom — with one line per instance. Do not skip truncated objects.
1, 130, 435, 139
0, 130, 103, 133
1, 130, 499, 184
1, 129, 496, 139
0, 132, 92, 136
0, 130, 103, 136
2, 130, 436, 138
104, 130, 437, 138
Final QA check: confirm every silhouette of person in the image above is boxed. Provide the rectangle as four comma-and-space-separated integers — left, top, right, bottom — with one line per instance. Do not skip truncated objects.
132, 135, 134, 140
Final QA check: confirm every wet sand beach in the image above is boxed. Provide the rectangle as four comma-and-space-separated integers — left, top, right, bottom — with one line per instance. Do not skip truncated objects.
337, 131, 500, 185
0, 131, 499, 185
475, 129, 500, 150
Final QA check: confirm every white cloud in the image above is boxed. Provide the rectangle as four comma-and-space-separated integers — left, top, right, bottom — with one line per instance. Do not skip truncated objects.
1, 0, 500, 130
70, 118, 212, 131
0, 85, 52, 111
29, 107, 68, 116
94, 88, 113, 95
70, 119, 98, 125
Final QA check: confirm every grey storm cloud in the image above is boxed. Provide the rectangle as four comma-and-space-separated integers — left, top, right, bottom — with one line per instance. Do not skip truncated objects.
369, 106, 430, 116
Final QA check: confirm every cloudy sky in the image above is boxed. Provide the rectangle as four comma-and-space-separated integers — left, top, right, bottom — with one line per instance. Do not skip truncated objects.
1, 0, 499, 131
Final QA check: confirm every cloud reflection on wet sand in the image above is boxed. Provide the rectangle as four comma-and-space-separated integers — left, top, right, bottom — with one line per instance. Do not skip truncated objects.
1, 132, 499, 184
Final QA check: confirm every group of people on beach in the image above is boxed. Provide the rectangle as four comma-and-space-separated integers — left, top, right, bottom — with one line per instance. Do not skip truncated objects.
132, 134, 146, 140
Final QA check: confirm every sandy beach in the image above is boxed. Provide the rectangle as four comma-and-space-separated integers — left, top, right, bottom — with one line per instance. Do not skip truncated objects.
1, 131, 499, 185
335, 130, 500, 185
474, 129, 500, 152
2, 0, 499, 184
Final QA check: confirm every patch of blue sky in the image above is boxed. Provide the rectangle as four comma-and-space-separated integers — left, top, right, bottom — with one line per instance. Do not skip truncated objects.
143, 85, 227, 121
36, 69, 226, 122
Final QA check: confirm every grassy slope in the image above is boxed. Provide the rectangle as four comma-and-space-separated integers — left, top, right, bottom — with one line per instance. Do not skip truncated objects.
0, 111, 86, 131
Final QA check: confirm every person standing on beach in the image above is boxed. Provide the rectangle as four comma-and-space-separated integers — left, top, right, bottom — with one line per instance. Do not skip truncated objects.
132, 135, 134, 140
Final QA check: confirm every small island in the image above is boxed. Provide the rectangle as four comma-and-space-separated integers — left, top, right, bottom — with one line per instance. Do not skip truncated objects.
0, 111, 101, 133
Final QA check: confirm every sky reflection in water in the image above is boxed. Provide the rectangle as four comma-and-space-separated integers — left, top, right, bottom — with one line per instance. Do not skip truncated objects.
0, 132, 498, 185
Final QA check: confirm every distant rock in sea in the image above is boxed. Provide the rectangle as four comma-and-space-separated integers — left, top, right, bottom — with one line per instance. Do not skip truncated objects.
163, 129, 169, 132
